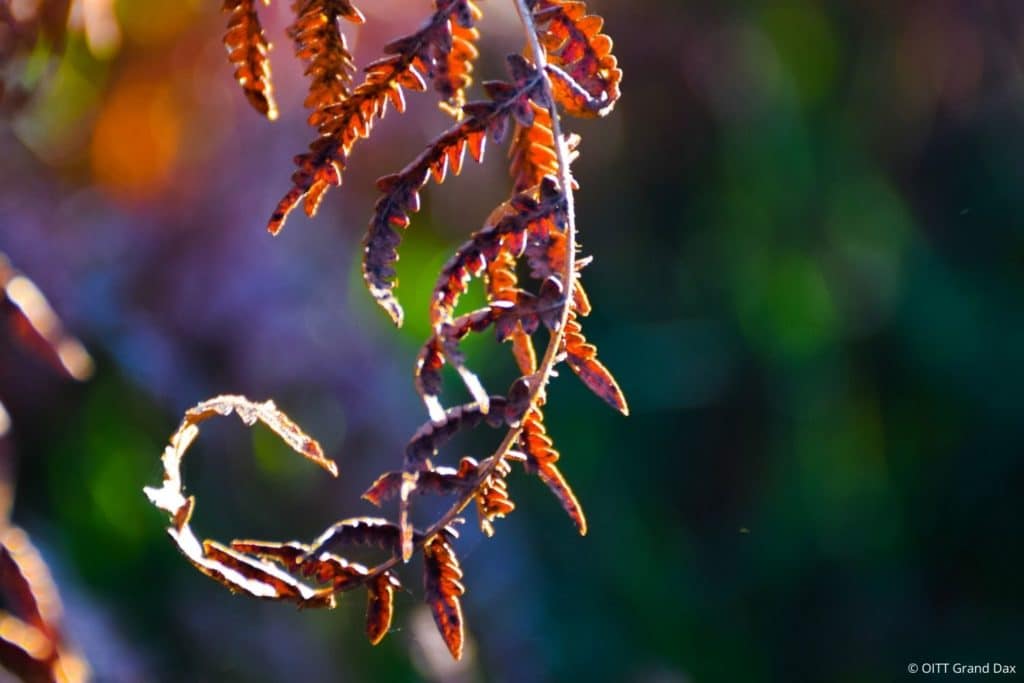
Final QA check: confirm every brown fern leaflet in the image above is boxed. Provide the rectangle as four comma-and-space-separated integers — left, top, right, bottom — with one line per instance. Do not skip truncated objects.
269, 0, 485, 235
223, 0, 279, 120
147, 0, 625, 658
288, 1, 364, 125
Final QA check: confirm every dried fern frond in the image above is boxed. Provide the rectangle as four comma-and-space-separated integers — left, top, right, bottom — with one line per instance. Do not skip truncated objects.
363, 54, 546, 326
433, 0, 484, 117
288, 0, 364, 121
474, 455, 515, 536
223, 0, 278, 120
563, 309, 628, 414
269, 0, 485, 234
532, 0, 621, 117
508, 102, 580, 192
520, 405, 586, 534
143, 396, 340, 607
149, 0, 627, 660
422, 527, 465, 659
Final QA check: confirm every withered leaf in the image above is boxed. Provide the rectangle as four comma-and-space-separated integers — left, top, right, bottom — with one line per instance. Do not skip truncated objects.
363, 458, 479, 506
533, 0, 621, 117
423, 529, 465, 659
364, 59, 547, 326
520, 407, 587, 535
222, 0, 278, 120
562, 312, 628, 415
225, 539, 369, 596
365, 572, 398, 645
183, 395, 337, 476
432, 0, 483, 114
269, 0, 486, 235
405, 400, 507, 468
288, 0, 363, 124
143, 396, 339, 606
306, 517, 402, 558
475, 456, 515, 536
168, 526, 334, 607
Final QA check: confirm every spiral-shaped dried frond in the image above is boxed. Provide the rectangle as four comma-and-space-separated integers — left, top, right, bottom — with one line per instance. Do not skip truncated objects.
223, 0, 278, 120
153, 0, 627, 662
143, 396, 340, 607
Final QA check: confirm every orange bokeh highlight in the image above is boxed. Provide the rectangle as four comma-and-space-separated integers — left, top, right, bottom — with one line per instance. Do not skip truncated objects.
90, 73, 182, 200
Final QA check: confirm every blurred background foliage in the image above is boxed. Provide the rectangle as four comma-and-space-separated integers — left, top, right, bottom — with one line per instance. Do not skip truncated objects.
1, 0, 1024, 681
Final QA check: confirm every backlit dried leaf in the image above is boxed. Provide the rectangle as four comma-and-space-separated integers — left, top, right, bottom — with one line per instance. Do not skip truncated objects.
270, 0, 485, 234
364, 59, 546, 325
223, 0, 278, 120
423, 529, 465, 659
533, 0, 621, 117
144, 396, 339, 606
288, 0, 363, 123
562, 312, 628, 415
306, 517, 402, 557
520, 407, 586, 534
365, 572, 397, 645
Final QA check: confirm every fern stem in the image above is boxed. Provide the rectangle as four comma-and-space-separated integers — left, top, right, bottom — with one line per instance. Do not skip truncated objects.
347, 0, 580, 586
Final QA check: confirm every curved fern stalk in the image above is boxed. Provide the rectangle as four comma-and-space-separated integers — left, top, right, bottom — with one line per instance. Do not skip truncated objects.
146, 0, 626, 662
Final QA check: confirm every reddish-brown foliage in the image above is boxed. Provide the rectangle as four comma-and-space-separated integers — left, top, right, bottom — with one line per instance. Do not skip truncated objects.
532, 0, 621, 117
563, 310, 629, 414
422, 528, 466, 659
521, 405, 587, 533
287, 0, 365, 159
146, 0, 626, 659
223, 0, 278, 120
268, 0, 488, 235
365, 572, 397, 645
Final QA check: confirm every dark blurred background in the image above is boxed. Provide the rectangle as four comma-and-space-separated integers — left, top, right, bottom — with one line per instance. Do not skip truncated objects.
1, 0, 1023, 681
